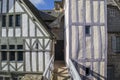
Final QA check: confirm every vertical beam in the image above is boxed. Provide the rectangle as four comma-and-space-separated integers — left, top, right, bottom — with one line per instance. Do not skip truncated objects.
98, 0, 101, 79
104, 0, 107, 79
23, 39, 26, 72
90, 0, 94, 79
43, 39, 45, 71
30, 39, 33, 72
13, 0, 15, 37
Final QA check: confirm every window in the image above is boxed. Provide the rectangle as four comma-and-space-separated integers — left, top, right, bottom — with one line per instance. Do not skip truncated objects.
2, 15, 6, 27
109, 8, 115, 17
16, 15, 21, 26
112, 36, 120, 52
17, 45, 23, 49
9, 45, 15, 49
35, 43, 39, 49
85, 67, 90, 76
1, 45, 7, 49
1, 51, 7, 61
1, 45, 23, 61
9, 51, 15, 61
85, 25, 91, 36
17, 51, 23, 61
9, 15, 13, 27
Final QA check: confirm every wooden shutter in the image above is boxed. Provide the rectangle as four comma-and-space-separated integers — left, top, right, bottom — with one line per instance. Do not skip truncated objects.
112, 36, 116, 52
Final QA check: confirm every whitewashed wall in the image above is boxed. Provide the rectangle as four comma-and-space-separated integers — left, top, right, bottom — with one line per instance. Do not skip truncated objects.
0, 0, 53, 73
65, 0, 107, 79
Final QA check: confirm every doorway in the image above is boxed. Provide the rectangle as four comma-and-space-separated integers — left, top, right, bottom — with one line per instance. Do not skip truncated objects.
55, 40, 64, 60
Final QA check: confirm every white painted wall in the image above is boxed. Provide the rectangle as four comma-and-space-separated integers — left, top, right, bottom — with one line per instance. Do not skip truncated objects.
65, 0, 107, 79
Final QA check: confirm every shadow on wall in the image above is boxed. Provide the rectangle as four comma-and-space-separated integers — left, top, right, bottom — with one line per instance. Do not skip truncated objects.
72, 60, 107, 80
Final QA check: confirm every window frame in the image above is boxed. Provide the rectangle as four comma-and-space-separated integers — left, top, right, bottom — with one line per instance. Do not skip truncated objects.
85, 25, 91, 36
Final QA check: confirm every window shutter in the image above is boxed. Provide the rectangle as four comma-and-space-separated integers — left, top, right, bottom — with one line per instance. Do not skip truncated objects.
112, 36, 116, 52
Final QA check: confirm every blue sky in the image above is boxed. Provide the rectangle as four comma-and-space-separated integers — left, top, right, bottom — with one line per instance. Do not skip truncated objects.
30, 0, 54, 10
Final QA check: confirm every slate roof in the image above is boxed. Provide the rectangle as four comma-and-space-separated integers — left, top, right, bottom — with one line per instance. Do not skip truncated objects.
19, 0, 55, 38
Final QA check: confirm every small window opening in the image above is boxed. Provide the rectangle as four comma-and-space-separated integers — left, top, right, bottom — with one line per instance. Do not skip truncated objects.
9, 15, 13, 27
85, 25, 91, 36
16, 15, 21, 26
86, 67, 90, 76
2, 15, 6, 27
35, 43, 39, 49
1, 45, 7, 49
17, 51, 23, 61
1, 51, 7, 61
17, 45, 23, 49
10, 51, 15, 61
9, 45, 15, 49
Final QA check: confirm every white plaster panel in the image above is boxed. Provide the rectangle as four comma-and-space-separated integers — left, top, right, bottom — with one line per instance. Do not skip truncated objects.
32, 52, 37, 72
31, 39, 36, 46
38, 52, 43, 72
8, 0, 14, 13
100, 62, 105, 80
17, 63, 23, 71
71, 0, 77, 22
101, 26, 105, 59
10, 63, 15, 71
15, 28, 21, 37
45, 52, 50, 68
25, 39, 30, 50
86, 37, 92, 59
78, 26, 84, 59
86, 0, 91, 23
93, 1, 98, 23
37, 28, 44, 37
8, 29, 13, 37
2, 0, 7, 13
45, 41, 51, 50
39, 39, 43, 47
93, 62, 99, 80
2, 29, 7, 37
25, 52, 31, 71
71, 25, 78, 59
93, 26, 99, 59
2, 63, 8, 71
22, 14, 28, 37
100, 1, 105, 23
29, 19, 35, 37
78, 0, 83, 22
15, 1, 24, 12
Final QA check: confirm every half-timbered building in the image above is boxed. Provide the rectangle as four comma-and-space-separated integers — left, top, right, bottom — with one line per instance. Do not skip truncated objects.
0, 0, 55, 79
65, 0, 107, 80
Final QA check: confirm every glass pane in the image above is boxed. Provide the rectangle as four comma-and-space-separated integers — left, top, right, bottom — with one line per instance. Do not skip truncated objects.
2, 15, 6, 27
17, 51, 23, 61
1, 45, 7, 49
1, 51, 7, 61
9, 15, 13, 27
10, 51, 15, 61
9, 45, 15, 49
0, 77, 3, 80
17, 45, 23, 49
5, 77, 10, 80
85, 25, 90, 35
16, 15, 20, 26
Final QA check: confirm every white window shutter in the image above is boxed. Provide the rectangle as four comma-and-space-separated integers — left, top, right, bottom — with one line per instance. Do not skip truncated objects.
112, 36, 116, 52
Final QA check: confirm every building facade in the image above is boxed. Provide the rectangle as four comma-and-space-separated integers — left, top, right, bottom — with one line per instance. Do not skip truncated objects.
0, 0, 55, 80
107, 0, 120, 80
64, 0, 107, 80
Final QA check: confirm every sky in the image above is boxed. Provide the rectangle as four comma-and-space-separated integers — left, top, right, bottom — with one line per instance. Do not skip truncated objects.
30, 0, 54, 10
